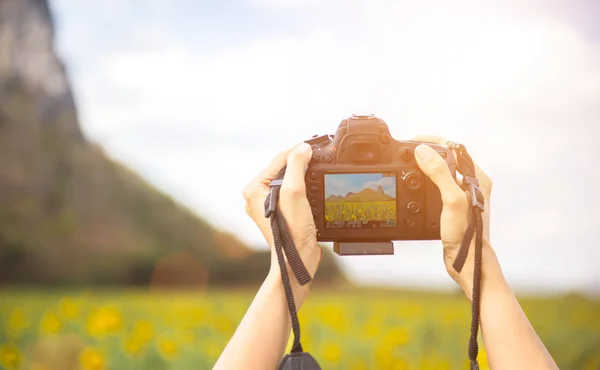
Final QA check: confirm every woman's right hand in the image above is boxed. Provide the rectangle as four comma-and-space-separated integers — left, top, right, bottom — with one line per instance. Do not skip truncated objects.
414, 136, 559, 370
413, 135, 498, 300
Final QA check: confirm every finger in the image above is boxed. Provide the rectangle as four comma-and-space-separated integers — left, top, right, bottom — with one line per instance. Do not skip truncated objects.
415, 136, 492, 244
280, 143, 313, 201
256, 145, 297, 183
413, 134, 448, 145
243, 145, 298, 200
413, 135, 492, 196
440, 196, 470, 247
414, 144, 465, 208
413, 135, 462, 187
464, 187, 491, 240
279, 143, 319, 271
243, 144, 300, 201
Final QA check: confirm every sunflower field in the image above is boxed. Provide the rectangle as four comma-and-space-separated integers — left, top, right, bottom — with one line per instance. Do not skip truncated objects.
324, 201, 397, 223
0, 288, 599, 369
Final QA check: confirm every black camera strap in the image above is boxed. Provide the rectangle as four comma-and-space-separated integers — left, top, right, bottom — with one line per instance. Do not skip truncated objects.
264, 143, 484, 370
447, 141, 486, 370
265, 168, 322, 370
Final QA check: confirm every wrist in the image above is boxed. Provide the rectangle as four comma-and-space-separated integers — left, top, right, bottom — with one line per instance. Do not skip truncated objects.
461, 243, 509, 302
267, 261, 311, 308
268, 240, 321, 292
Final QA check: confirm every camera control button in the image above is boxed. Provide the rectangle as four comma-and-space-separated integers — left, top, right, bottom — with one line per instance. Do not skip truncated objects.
310, 198, 317, 206
407, 201, 420, 214
404, 217, 416, 227
309, 185, 318, 193
402, 171, 421, 191
323, 154, 333, 163
400, 148, 413, 161
309, 171, 317, 180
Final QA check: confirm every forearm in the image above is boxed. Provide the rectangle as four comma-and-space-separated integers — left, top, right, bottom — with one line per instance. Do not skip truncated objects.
213, 268, 308, 370
478, 247, 558, 370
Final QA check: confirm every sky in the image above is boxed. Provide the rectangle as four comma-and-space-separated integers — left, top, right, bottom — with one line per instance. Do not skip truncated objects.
324, 174, 396, 198
49, 0, 600, 295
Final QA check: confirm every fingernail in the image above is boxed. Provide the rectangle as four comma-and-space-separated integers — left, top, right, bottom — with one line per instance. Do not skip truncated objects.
415, 145, 431, 162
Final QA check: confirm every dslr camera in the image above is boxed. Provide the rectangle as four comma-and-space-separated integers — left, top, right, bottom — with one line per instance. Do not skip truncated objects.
304, 114, 456, 256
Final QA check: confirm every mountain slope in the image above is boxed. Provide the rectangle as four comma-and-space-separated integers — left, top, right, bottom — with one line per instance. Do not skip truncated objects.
326, 185, 395, 203
0, 0, 344, 287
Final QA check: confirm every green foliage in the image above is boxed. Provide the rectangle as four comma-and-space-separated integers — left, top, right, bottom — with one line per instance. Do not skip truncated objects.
0, 288, 598, 369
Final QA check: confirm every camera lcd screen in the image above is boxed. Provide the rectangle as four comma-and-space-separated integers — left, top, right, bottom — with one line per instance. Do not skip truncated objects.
324, 173, 397, 229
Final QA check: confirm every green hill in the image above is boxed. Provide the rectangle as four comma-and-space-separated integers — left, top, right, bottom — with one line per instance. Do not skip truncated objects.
0, 0, 344, 288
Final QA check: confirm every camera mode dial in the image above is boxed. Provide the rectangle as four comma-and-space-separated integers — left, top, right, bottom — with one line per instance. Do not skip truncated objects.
305, 134, 332, 147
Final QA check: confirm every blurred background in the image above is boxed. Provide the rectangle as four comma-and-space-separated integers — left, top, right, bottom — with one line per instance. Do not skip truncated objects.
0, 0, 599, 369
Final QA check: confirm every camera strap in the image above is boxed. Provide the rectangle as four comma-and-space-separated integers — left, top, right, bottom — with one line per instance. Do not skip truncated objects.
265, 168, 322, 370
446, 141, 486, 370
264, 143, 484, 370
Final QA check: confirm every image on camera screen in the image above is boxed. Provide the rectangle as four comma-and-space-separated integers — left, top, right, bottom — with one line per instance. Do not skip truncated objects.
324, 173, 397, 229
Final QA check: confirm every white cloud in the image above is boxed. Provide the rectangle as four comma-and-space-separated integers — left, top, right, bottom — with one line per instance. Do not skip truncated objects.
247, 0, 323, 8
53, 0, 600, 292
324, 176, 354, 198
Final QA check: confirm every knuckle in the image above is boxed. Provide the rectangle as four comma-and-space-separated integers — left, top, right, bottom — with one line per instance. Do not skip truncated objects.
297, 223, 316, 244
474, 165, 492, 194
305, 221, 317, 237
482, 176, 493, 193
446, 192, 467, 210
273, 150, 287, 163
287, 149, 303, 165
441, 238, 461, 255
242, 185, 253, 202
280, 183, 304, 201
415, 135, 447, 145
432, 135, 447, 145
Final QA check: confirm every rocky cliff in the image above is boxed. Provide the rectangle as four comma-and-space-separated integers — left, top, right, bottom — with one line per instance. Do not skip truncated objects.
0, 0, 81, 141
0, 0, 344, 287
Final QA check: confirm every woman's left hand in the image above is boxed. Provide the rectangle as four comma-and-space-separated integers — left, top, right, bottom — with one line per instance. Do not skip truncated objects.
243, 143, 322, 292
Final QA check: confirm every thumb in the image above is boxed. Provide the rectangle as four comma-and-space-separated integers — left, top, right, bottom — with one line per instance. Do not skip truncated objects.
414, 144, 463, 203
280, 143, 313, 200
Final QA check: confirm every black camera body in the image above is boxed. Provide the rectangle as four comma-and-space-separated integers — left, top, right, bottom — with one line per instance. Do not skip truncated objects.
304, 114, 456, 256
